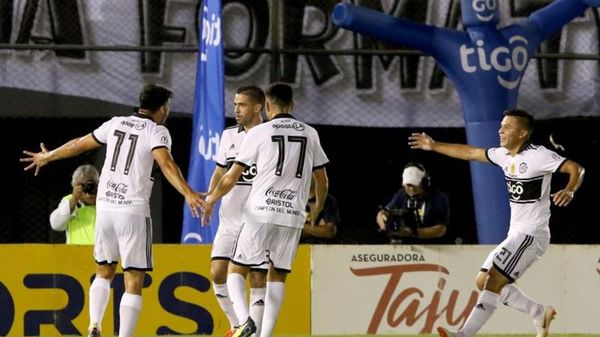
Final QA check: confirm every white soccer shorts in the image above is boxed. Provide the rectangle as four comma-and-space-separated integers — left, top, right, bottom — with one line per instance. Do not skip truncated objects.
94, 209, 153, 271
481, 230, 549, 281
231, 221, 301, 272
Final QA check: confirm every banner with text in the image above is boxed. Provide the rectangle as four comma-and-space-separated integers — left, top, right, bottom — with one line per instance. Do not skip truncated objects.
181, 0, 225, 244
0, 244, 310, 337
1, 1, 599, 126
311, 244, 600, 335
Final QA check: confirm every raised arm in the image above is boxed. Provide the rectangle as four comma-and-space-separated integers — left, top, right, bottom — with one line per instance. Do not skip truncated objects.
408, 132, 489, 163
529, 0, 588, 41
20, 134, 101, 176
152, 147, 203, 218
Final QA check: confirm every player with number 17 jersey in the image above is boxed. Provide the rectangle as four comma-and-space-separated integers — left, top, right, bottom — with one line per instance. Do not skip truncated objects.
92, 113, 171, 215
235, 114, 328, 228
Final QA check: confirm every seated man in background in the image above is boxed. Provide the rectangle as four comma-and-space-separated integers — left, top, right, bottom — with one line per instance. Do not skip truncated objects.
49, 164, 99, 244
375, 162, 450, 244
301, 179, 340, 244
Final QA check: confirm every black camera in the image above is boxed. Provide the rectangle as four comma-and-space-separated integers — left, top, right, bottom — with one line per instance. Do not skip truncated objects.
382, 198, 423, 239
82, 181, 98, 195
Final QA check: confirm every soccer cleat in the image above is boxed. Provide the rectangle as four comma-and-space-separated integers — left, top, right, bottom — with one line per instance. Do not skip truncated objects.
224, 327, 236, 337
535, 306, 557, 337
437, 327, 463, 337
87, 326, 101, 337
231, 317, 256, 337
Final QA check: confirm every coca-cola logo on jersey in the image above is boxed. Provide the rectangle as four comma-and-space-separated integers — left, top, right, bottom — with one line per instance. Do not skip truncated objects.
104, 180, 129, 200
106, 181, 129, 193
265, 187, 296, 200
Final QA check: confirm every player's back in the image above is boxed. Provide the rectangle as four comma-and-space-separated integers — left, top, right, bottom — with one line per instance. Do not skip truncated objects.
237, 114, 328, 228
93, 113, 171, 214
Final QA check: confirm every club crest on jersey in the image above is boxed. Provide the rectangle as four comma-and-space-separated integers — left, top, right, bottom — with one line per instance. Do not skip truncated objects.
519, 162, 527, 174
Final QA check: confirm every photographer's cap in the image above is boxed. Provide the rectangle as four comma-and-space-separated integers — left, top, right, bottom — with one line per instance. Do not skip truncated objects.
402, 166, 425, 186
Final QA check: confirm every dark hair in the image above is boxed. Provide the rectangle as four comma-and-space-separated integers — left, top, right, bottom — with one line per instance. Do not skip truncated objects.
139, 83, 173, 111
504, 109, 535, 132
265, 82, 293, 107
236, 85, 265, 108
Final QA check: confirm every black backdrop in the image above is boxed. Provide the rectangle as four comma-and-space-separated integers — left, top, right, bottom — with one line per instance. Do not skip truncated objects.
4, 115, 598, 244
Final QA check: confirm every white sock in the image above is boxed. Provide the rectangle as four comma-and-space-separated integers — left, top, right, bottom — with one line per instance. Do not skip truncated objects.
249, 287, 266, 336
119, 293, 142, 337
227, 273, 249, 324
88, 277, 111, 331
259, 282, 285, 337
213, 282, 239, 328
460, 290, 499, 337
500, 284, 544, 319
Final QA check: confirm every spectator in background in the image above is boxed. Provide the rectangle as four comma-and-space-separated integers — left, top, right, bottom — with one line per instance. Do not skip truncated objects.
301, 177, 340, 244
50, 164, 99, 244
375, 162, 450, 244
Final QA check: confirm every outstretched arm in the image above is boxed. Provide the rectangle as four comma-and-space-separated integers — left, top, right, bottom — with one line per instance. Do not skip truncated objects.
552, 160, 585, 207
332, 2, 453, 56
153, 147, 204, 218
20, 134, 101, 176
529, 0, 588, 41
408, 132, 489, 163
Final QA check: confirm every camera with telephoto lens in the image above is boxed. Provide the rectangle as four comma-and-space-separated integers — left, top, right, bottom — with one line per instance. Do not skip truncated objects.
82, 181, 98, 195
384, 198, 422, 238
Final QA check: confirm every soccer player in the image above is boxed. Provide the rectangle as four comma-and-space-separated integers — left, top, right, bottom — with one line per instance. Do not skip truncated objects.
207, 85, 267, 337
408, 109, 585, 337
20, 83, 204, 337
201, 82, 329, 337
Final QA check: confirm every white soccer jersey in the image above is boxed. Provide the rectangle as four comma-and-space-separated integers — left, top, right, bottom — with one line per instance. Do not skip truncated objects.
92, 113, 171, 214
215, 125, 256, 229
486, 144, 566, 236
235, 114, 329, 228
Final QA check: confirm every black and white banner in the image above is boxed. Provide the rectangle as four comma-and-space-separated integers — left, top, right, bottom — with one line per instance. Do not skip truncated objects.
1, 0, 599, 126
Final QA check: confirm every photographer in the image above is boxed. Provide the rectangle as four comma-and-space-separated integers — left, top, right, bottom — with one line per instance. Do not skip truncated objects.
375, 162, 450, 244
49, 164, 99, 244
